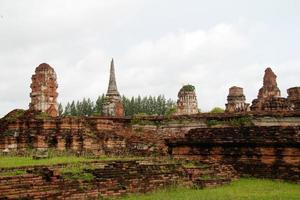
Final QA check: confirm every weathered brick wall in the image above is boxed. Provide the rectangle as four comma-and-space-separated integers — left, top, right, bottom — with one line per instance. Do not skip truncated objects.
0, 160, 236, 199
1, 112, 300, 182
0, 117, 132, 156
1, 112, 300, 156
167, 126, 300, 182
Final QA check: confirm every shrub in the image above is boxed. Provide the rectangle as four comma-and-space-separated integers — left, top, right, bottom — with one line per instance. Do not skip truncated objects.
165, 107, 177, 117
181, 85, 195, 92
3, 109, 26, 122
35, 112, 50, 120
206, 117, 253, 127
210, 107, 225, 113
206, 119, 221, 127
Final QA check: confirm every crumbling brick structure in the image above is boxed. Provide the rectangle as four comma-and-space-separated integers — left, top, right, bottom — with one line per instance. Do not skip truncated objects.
288, 87, 300, 111
225, 86, 250, 112
102, 59, 124, 117
176, 85, 199, 115
2, 61, 300, 199
0, 160, 236, 199
29, 63, 58, 117
1, 109, 300, 184
251, 68, 291, 111
166, 117, 300, 182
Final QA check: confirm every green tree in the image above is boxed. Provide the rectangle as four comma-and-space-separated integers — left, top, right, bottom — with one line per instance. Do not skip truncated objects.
63, 102, 71, 116
70, 101, 77, 116
58, 103, 64, 116
63, 95, 176, 117
94, 94, 105, 115
210, 107, 225, 113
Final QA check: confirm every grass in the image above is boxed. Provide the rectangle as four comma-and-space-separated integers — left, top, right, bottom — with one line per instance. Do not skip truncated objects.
0, 155, 144, 181
60, 167, 94, 181
0, 155, 145, 168
119, 178, 300, 200
59, 162, 99, 181
0, 170, 27, 177
206, 117, 253, 127
0, 156, 93, 168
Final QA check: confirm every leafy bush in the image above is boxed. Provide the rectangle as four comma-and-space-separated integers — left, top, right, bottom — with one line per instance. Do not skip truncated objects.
60, 165, 95, 181
206, 120, 221, 127
227, 117, 253, 126
206, 117, 253, 127
210, 107, 225, 113
180, 85, 195, 92
165, 107, 177, 117
131, 113, 157, 126
3, 109, 26, 122
35, 112, 50, 120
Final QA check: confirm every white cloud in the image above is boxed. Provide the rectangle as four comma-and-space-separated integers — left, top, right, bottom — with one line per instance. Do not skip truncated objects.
119, 23, 251, 111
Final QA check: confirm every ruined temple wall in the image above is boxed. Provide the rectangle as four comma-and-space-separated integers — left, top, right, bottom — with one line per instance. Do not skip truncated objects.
0, 161, 184, 199
0, 160, 237, 199
130, 112, 300, 142
0, 117, 132, 156
1, 112, 300, 157
167, 126, 300, 182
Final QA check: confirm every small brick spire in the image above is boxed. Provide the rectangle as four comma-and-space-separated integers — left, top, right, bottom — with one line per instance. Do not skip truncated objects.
106, 58, 120, 97
103, 59, 124, 117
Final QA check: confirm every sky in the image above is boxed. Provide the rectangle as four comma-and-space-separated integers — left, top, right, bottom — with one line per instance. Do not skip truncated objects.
0, 0, 300, 117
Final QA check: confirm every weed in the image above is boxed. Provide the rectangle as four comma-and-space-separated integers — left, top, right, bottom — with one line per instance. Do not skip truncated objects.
0, 170, 27, 177
206, 117, 253, 127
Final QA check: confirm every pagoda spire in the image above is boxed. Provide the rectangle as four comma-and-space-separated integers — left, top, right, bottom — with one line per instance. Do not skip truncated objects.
106, 58, 120, 96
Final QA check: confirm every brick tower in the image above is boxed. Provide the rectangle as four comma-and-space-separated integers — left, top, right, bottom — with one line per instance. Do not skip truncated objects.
29, 63, 58, 117
176, 85, 199, 115
102, 59, 124, 117
287, 87, 300, 111
251, 68, 291, 111
225, 86, 250, 112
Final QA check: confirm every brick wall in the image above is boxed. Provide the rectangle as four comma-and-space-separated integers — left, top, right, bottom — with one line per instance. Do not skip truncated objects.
167, 126, 300, 182
0, 160, 236, 199
1, 112, 300, 183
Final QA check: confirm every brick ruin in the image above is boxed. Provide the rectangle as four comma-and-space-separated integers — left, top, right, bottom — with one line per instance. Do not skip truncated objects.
176, 85, 199, 115
288, 87, 300, 111
166, 119, 300, 182
0, 63, 300, 199
24, 63, 300, 117
0, 111, 300, 187
102, 59, 124, 117
250, 67, 291, 111
29, 63, 58, 117
225, 86, 250, 112
0, 160, 237, 199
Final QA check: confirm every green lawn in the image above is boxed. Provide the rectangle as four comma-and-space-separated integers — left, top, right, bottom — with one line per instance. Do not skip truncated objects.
120, 178, 300, 200
0, 156, 144, 168
0, 156, 94, 168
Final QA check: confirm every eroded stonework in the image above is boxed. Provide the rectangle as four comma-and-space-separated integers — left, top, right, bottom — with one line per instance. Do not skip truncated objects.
258, 67, 281, 98
102, 59, 124, 117
176, 85, 198, 115
288, 87, 300, 111
29, 63, 58, 117
251, 68, 291, 111
225, 86, 250, 112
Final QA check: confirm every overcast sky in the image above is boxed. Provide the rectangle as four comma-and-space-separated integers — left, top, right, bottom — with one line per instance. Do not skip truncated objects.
0, 0, 299, 117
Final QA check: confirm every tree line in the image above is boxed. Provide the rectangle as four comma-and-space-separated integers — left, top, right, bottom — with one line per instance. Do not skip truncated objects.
58, 94, 176, 117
